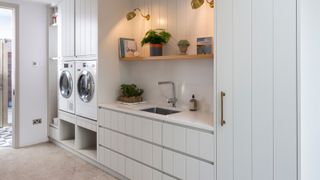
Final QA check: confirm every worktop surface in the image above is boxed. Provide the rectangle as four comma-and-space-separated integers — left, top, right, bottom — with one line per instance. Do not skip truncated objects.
99, 103, 214, 132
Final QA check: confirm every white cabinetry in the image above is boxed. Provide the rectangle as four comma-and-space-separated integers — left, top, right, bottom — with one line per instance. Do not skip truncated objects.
75, 0, 98, 57
98, 108, 215, 180
216, 0, 297, 179
59, 0, 74, 57
58, 0, 97, 58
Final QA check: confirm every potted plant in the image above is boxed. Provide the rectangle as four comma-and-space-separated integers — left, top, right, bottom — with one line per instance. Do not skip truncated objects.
177, 40, 190, 55
141, 29, 171, 56
118, 84, 144, 103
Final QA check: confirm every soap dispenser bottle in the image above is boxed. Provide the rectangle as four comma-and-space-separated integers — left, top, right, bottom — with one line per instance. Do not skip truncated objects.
189, 94, 198, 111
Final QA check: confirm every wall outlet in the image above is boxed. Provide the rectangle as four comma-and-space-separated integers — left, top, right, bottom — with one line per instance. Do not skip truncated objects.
33, 118, 42, 125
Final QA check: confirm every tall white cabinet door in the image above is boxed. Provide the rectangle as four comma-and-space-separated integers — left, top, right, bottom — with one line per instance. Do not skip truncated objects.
75, 0, 98, 57
216, 0, 297, 180
59, 0, 75, 57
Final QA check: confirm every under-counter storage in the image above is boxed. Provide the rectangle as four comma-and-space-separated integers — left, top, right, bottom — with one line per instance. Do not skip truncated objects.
76, 126, 97, 160
98, 107, 215, 180
55, 111, 98, 160
59, 119, 75, 148
163, 123, 215, 162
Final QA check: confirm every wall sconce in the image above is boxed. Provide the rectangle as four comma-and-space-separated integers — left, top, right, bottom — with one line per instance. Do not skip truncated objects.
126, 8, 150, 21
191, 0, 214, 9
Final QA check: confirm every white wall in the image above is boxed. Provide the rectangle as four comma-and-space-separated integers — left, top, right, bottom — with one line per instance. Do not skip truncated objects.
0, 0, 48, 147
97, 0, 132, 104
301, 0, 320, 179
124, 60, 213, 112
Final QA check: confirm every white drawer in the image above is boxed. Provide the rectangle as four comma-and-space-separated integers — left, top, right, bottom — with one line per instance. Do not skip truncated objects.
141, 117, 153, 142
152, 120, 162, 145
76, 116, 97, 132
185, 129, 215, 162
163, 123, 186, 153
59, 110, 76, 124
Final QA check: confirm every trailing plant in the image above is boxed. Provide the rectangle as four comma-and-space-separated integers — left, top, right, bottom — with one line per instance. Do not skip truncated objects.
141, 29, 171, 46
120, 84, 144, 97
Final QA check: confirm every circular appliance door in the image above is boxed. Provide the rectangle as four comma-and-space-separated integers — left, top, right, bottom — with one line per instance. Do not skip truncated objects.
59, 70, 73, 98
77, 70, 95, 103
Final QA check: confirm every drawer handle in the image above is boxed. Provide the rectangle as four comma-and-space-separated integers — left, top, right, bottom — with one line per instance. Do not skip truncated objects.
221, 91, 226, 126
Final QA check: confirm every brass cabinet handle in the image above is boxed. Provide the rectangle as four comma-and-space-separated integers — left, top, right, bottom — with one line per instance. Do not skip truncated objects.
221, 91, 226, 126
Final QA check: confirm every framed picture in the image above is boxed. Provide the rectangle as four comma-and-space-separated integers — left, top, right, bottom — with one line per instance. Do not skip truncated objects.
197, 37, 213, 55
119, 38, 138, 58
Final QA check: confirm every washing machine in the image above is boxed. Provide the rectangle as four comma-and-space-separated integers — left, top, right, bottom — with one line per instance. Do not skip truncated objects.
75, 61, 97, 120
58, 61, 76, 114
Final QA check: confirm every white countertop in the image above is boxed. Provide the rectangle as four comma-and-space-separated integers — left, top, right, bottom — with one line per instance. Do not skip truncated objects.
99, 103, 214, 132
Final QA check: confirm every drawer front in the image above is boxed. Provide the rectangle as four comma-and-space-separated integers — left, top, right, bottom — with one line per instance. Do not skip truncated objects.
125, 157, 166, 180
163, 123, 187, 153
59, 110, 76, 124
99, 109, 162, 145
98, 146, 125, 176
163, 149, 214, 180
76, 116, 97, 132
163, 123, 215, 163
98, 108, 215, 180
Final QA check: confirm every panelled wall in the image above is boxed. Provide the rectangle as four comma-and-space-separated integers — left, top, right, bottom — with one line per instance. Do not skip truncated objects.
131, 0, 214, 56
122, 0, 214, 112
216, 0, 297, 179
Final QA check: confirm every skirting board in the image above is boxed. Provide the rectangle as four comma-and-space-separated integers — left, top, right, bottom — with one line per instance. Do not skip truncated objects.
50, 138, 129, 180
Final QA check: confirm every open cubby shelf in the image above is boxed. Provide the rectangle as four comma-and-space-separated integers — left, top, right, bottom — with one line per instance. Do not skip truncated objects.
76, 126, 97, 160
120, 54, 213, 61
59, 120, 75, 148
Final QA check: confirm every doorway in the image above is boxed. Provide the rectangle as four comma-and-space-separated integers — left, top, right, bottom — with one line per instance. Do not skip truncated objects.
0, 7, 15, 148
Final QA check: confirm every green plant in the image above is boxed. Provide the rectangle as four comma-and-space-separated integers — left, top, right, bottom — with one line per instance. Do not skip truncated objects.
141, 29, 171, 46
178, 40, 190, 47
120, 84, 144, 97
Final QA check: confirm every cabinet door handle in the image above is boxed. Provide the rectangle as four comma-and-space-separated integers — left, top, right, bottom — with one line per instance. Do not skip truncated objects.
221, 91, 226, 126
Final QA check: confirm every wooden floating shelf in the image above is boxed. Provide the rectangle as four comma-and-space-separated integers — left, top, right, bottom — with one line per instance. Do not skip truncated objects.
120, 54, 213, 61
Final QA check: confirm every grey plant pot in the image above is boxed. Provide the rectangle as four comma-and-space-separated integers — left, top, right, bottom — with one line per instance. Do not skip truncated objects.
150, 44, 163, 56
179, 45, 189, 55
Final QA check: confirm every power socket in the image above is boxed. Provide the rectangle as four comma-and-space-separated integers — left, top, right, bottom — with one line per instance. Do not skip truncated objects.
33, 119, 42, 125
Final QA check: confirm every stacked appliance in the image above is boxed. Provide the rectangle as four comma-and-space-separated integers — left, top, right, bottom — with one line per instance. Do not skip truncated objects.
58, 60, 97, 121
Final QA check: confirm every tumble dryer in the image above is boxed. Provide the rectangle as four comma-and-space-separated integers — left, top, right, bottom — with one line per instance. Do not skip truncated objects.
75, 61, 97, 120
58, 61, 76, 114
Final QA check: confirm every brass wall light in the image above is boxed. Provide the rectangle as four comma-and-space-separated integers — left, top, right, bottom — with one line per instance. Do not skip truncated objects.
191, 0, 214, 9
126, 8, 150, 21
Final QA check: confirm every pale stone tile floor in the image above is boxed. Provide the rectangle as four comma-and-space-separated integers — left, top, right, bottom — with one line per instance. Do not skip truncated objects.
0, 126, 12, 148
0, 143, 117, 180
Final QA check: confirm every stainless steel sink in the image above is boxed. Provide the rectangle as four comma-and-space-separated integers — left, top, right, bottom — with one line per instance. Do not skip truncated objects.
141, 107, 180, 115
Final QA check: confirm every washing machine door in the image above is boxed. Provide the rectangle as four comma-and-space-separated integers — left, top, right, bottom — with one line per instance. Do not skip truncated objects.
59, 70, 73, 98
77, 70, 95, 103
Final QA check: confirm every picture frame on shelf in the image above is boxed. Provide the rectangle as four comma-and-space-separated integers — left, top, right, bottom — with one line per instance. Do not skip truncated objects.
119, 38, 139, 58
197, 37, 213, 55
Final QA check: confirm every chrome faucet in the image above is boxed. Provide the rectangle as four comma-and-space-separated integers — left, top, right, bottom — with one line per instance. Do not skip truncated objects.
158, 81, 178, 107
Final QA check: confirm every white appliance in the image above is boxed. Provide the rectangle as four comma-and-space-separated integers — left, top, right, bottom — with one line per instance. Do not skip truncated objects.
58, 61, 76, 114
75, 61, 97, 120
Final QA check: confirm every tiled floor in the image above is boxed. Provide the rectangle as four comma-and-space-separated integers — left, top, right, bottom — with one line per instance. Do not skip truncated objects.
0, 126, 12, 148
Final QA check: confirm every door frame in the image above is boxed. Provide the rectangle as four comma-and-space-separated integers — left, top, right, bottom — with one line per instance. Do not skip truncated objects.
0, 2, 20, 149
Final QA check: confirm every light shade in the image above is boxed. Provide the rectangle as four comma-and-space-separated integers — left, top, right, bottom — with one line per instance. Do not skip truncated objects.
191, 0, 204, 9
126, 8, 150, 21
191, 0, 214, 9
126, 11, 137, 21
